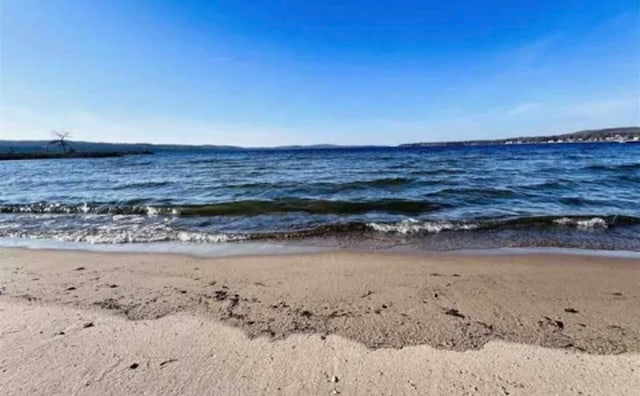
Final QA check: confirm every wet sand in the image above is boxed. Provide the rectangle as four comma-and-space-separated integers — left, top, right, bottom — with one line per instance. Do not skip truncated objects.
1, 248, 639, 395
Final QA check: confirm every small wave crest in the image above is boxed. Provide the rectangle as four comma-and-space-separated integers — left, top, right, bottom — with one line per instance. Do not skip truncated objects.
367, 215, 639, 234
112, 181, 172, 190
337, 177, 413, 189
367, 219, 478, 234
424, 187, 517, 199
585, 162, 640, 172
552, 217, 608, 229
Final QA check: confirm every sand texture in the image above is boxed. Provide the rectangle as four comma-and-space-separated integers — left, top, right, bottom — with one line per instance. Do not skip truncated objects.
1, 248, 639, 395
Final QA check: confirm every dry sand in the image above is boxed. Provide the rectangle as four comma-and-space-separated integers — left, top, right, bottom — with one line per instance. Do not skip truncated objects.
1, 248, 639, 395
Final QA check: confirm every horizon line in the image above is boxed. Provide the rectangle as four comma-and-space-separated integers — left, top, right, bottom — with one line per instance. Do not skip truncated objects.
1, 125, 638, 148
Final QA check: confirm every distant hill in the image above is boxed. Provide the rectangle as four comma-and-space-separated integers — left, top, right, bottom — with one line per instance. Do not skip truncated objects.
0, 140, 385, 153
260, 144, 385, 150
400, 127, 640, 147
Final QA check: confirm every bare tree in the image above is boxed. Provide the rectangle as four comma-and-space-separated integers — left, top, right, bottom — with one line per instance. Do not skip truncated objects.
49, 130, 72, 153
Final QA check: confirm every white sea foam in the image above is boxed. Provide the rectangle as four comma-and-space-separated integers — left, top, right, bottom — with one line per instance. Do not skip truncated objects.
553, 217, 608, 229
0, 223, 244, 245
176, 231, 246, 243
367, 218, 478, 234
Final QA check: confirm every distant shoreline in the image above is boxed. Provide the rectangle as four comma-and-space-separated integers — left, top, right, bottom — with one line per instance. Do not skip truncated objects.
2, 126, 638, 151
0, 150, 153, 161
400, 126, 640, 147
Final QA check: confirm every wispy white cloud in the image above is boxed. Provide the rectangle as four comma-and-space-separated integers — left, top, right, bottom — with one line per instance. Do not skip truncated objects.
506, 36, 558, 68
361, 96, 639, 143
507, 102, 545, 115
562, 97, 639, 118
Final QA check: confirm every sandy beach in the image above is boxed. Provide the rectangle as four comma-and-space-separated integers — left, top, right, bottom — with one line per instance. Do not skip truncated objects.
1, 248, 639, 395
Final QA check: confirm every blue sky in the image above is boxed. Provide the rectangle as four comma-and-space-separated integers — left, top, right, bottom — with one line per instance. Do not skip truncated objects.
1, 0, 639, 146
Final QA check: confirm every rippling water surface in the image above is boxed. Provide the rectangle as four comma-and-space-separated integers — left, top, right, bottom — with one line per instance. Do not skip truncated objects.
1, 144, 639, 251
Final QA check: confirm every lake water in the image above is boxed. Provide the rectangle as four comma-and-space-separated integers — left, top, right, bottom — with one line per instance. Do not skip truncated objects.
1, 143, 639, 251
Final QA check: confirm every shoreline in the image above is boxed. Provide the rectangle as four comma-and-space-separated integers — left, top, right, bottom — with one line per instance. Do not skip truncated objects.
2, 237, 640, 260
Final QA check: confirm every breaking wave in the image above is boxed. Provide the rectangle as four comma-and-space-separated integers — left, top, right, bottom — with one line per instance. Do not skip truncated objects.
1, 213, 637, 245
366, 215, 640, 234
